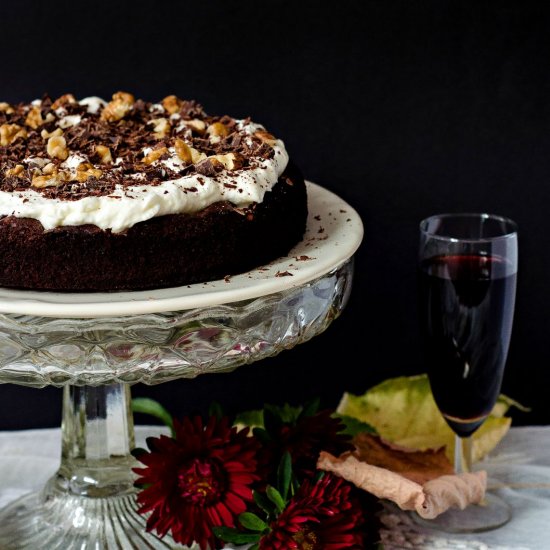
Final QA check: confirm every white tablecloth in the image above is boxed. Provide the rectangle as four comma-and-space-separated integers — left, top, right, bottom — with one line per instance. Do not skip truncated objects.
1, 426, 549, 549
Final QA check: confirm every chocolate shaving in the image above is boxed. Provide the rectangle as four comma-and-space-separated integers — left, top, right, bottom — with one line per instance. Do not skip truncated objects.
0, 94, 279, 200
195, 159, 223, 177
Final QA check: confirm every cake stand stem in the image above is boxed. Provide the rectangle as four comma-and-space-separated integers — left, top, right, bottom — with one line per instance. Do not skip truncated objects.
0, 383, 185, 549
54, 383, 136, 498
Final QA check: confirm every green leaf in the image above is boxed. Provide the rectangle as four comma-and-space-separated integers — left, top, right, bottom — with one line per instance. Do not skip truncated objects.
131, 398, 174, 437
236, 403, 305, 432
252, 427, 272, 444
266, 486, 285, 514
249, 544, 260, 550
235, 409, 265, 429
277, 452, 292, 502
266, 403, 303, 423
254, 490, 275, 518
493, 394, 531, 417
212, 526, 260, 544
133, 481, 152, 490
263, 406, 284, 434
208, 401, 224, 420
313, 470, 326, 482
299, 397, 321, 419
238, 512, 268, 532
333, 413, 377, 436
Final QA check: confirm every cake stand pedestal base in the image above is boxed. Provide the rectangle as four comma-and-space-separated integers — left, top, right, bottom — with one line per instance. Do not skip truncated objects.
0, 384, 185, 549
0, 492, 184, 550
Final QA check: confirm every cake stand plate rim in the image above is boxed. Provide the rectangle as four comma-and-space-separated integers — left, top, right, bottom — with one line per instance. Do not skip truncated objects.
0, 182, 363, 318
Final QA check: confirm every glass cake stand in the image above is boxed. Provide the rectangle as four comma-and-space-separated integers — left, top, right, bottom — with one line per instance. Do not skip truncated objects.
0, 182, 363, 549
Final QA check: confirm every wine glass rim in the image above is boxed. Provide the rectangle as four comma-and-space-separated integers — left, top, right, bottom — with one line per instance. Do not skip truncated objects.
419, 213, 518, 242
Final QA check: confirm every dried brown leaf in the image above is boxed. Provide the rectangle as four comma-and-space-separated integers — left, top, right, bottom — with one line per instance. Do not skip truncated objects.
318, 451, 487, 519
353, 433, 454, 485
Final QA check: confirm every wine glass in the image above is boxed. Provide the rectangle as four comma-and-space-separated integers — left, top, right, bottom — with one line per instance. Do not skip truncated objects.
418, 213, 518, 532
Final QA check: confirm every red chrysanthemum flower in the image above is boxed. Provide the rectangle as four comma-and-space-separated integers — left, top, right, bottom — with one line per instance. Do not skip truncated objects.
259, 473, 365, 549
134, 416, 260, 549
268, 409, 354, 480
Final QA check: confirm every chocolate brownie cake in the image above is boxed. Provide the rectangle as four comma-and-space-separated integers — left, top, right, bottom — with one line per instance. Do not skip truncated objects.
0, 93, 307, 291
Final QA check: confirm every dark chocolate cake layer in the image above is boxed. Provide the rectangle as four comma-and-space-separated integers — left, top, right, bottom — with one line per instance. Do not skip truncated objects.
0, 164, 306, 291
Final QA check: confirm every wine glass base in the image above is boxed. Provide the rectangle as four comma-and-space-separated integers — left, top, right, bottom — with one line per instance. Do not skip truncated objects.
0, 490, 192, 550
413, 492, 512, 534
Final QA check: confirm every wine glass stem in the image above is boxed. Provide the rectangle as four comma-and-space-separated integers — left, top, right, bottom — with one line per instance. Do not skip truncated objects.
454, 434, 473, 474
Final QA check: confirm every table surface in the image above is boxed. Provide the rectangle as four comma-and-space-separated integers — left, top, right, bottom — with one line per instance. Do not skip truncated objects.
1, 426, 549, 550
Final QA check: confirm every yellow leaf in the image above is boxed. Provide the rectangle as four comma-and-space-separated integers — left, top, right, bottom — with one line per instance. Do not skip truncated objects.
337, 375, 516, 463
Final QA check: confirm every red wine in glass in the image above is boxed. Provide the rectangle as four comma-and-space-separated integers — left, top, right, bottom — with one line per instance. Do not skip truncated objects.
418, 213, 517, 533
420, 254, 517, 437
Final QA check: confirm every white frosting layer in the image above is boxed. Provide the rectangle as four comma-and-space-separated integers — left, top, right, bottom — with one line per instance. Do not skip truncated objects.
0, 108, 289, 233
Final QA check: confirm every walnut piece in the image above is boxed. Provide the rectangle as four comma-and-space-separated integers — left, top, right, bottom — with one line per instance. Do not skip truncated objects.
25, 106, 44, 129
206, 122, 229, 143
174, 139, 205, 164
4, 164, 24, 177
208, 152, 243, 170
149, 118, 171, 139
0, 124, 28, 146
162, 95, 182, 115
143, 147, 167, 165
96, 145, 113, 164
254, 130, 277, 146
52, 94, 76, 110
192, 149, 207, 163
31, 169, 67, 188
74, 162, 102, 182
100, 91, 135, 122
174, 139, 192, 163
185, 119, 206, 135
209, 158, 225, 170
41, 128, 63, 139
0, 102, 14, 115
47, 135, 69, 160
42, 162, 57, 175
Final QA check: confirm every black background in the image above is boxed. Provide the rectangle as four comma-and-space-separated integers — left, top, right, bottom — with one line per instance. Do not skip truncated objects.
0, 1, 548, 429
